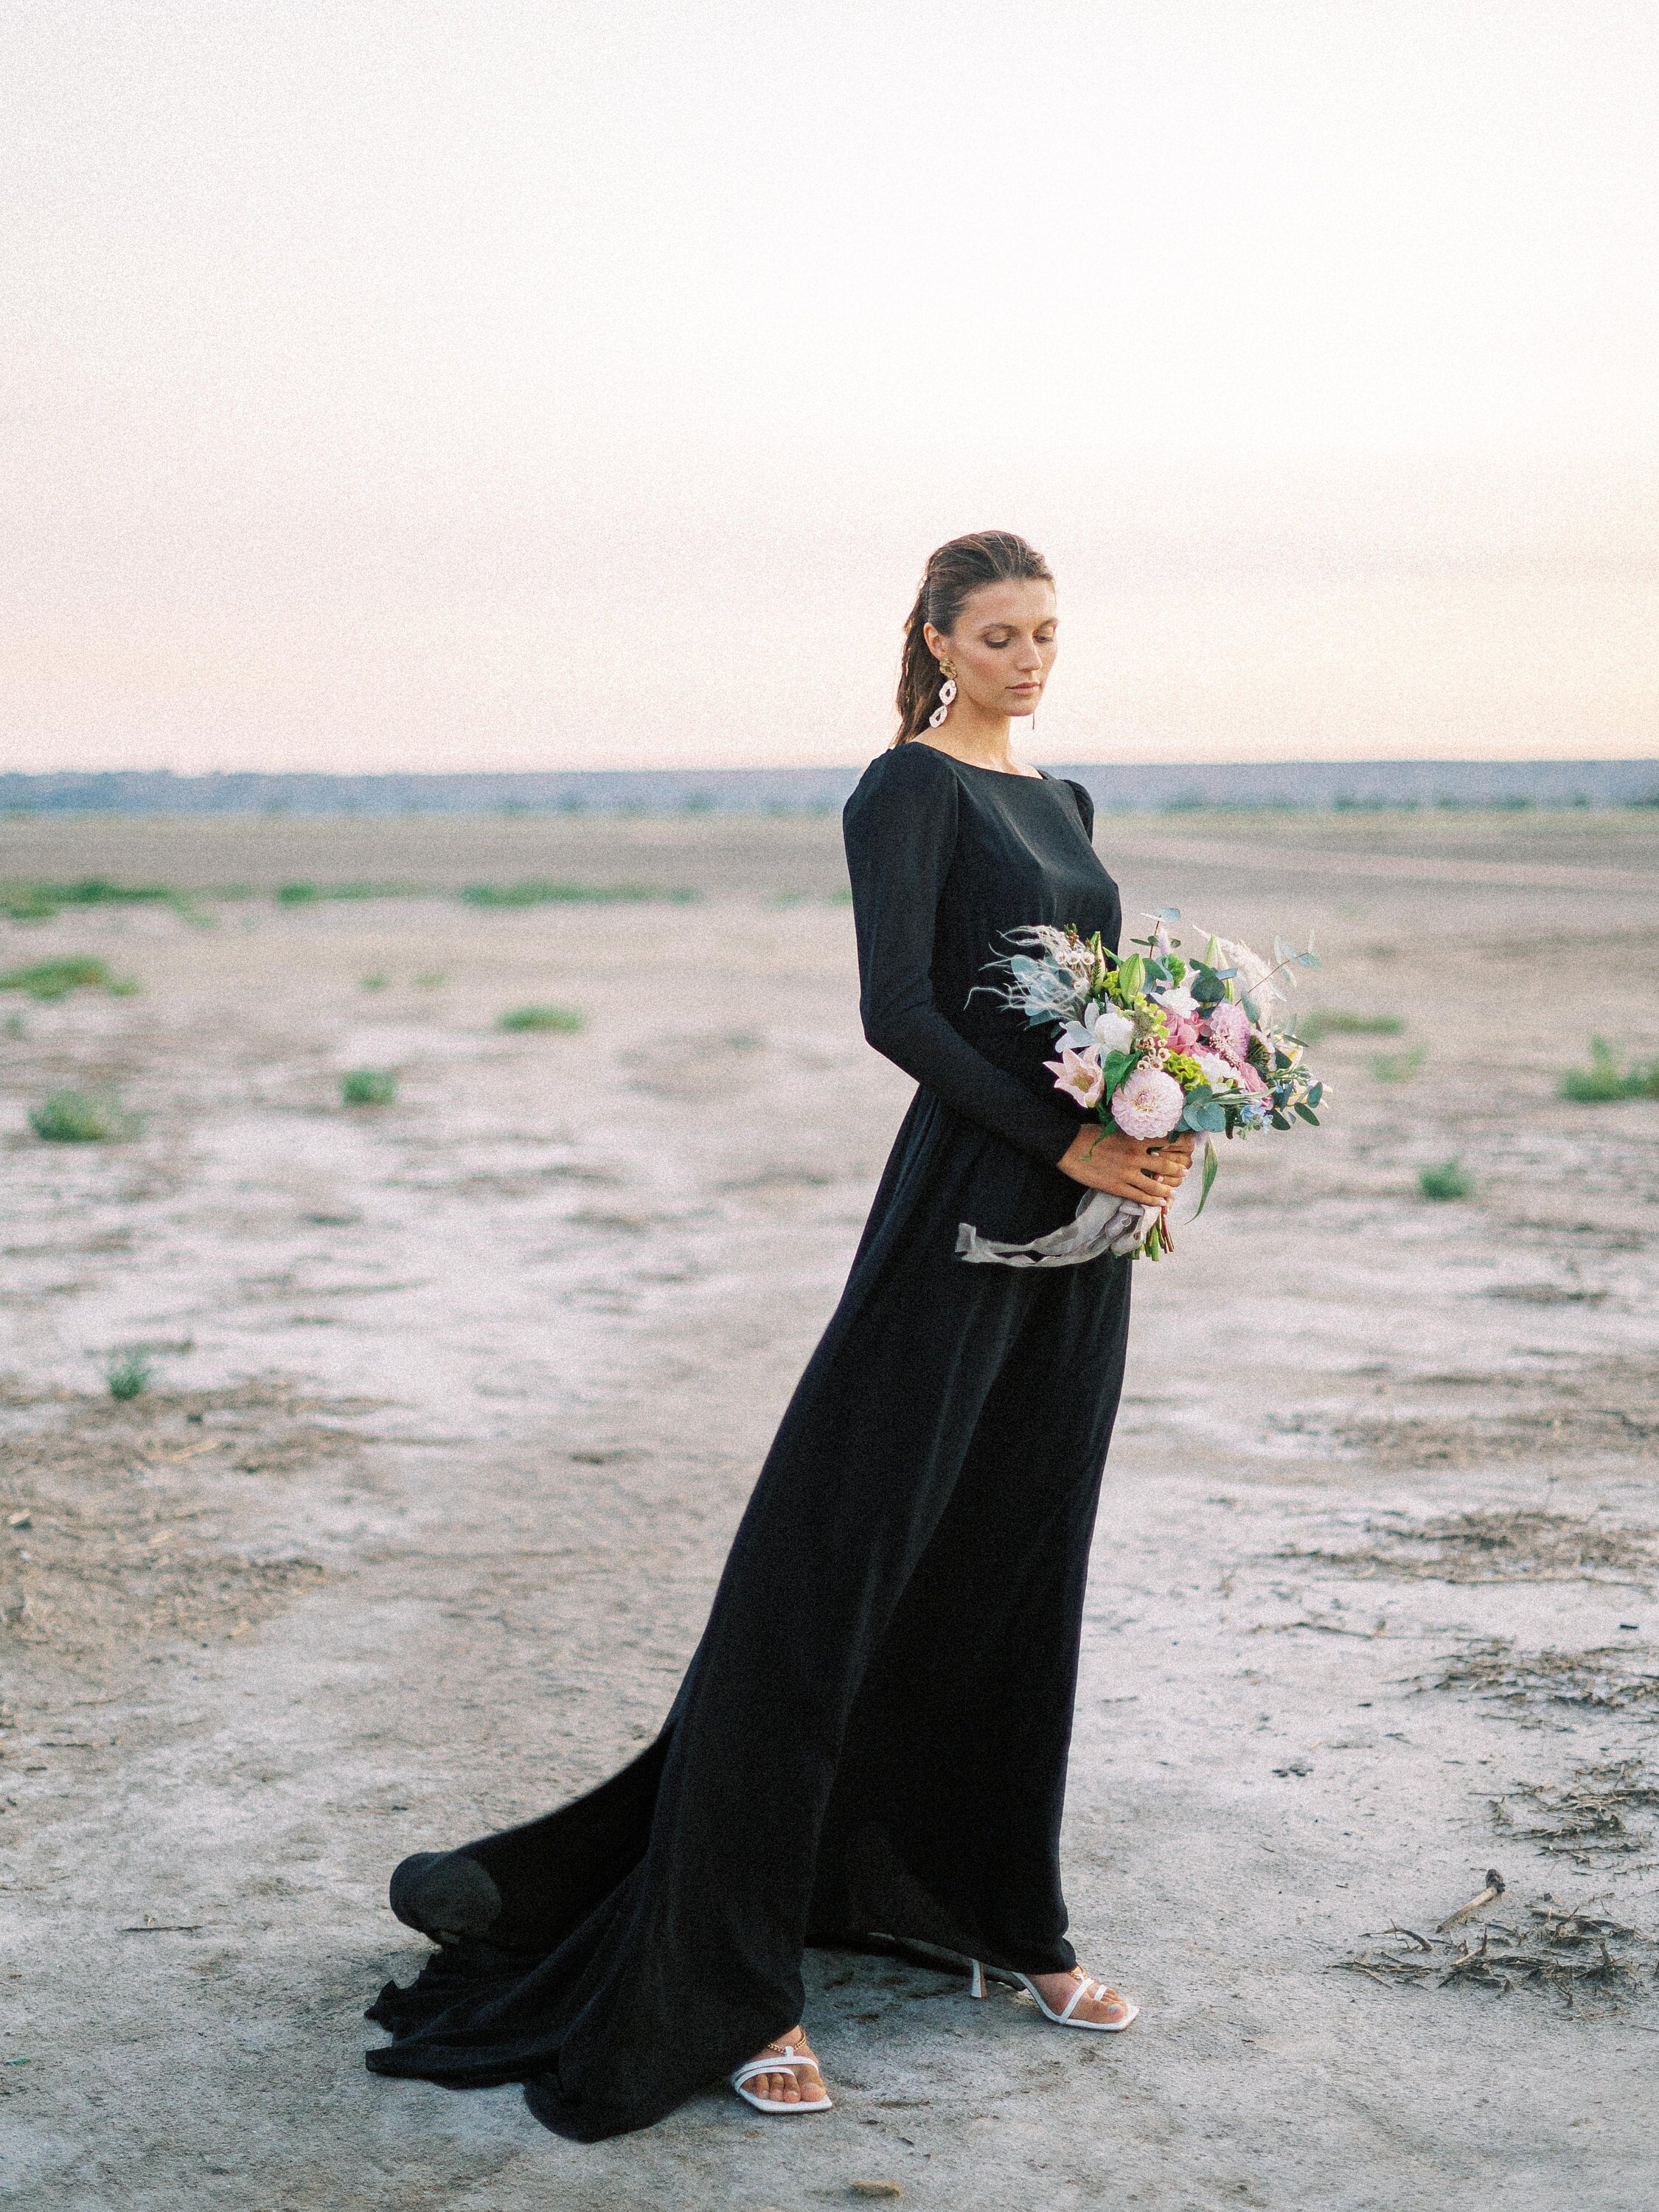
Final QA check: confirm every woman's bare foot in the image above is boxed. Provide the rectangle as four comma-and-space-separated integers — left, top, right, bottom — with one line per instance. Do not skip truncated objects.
1027, 1967, 1135, 2028
740, 2028, 828, 2109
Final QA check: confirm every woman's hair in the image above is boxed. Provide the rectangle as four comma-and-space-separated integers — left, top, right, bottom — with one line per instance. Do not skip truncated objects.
893, 529, 1054, 744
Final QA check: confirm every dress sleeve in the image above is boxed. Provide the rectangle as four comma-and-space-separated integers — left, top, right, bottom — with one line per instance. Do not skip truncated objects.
842, 749, 1081, 1166
1063, 778, 1096, 841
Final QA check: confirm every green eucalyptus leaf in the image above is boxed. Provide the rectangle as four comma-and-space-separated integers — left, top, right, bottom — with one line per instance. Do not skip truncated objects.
1190, 1135, 1220, 1217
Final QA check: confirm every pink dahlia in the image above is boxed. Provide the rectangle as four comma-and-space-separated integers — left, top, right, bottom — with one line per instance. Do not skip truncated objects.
1203, 999, 1252, 1060
1109, 1064, 1185, 1140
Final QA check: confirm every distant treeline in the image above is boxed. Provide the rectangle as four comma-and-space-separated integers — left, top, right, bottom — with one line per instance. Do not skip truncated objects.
4, 760, 1656, 816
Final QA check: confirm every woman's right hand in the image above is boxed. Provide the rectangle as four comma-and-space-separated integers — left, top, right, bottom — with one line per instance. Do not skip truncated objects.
1057, 1124, 1194, 1206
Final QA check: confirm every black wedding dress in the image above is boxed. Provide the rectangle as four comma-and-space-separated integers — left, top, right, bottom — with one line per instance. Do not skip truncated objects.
365, 741, 1133, 2140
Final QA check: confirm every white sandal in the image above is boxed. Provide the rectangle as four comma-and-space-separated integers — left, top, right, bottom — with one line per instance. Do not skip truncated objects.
730, 2035, 833, 2115
968, 1957, 1139, 2032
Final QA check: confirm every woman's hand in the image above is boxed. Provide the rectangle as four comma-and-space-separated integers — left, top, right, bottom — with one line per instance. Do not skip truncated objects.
1057, 1124, 1194, 1205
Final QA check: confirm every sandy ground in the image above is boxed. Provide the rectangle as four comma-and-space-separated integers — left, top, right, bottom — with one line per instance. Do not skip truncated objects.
2, 804, 1658, 2212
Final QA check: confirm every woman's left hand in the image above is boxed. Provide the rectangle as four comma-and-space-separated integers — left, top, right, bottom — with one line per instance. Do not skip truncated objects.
1147, 1133, 1196, 1202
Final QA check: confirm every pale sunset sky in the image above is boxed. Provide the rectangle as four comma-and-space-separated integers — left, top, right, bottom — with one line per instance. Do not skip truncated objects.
3, 1, 1656, 772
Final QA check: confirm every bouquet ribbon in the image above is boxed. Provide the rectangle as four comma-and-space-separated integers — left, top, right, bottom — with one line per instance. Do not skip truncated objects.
955, 1141, 1213, 1267
956, 1188, 1155, 1267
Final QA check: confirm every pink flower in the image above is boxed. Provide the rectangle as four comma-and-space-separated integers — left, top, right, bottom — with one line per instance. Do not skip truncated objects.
1164, 1013, 1201, 1051
1109, 1064, 1186, 1139
1046, 1045, 1105, 1109
1203, 1000, 1252, 1061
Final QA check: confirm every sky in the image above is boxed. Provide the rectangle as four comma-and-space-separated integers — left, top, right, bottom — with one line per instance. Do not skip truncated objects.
3, 0, 1657, 772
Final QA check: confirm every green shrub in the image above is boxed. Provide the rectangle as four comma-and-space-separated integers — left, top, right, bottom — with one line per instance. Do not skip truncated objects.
1557, 1038, 1659, 1102
1419, 1159, 1472, 1201
495, 1005, 584, 1034
459, 880, 698, 908
1371, 1046, 1427, 1083
0, 958, 113, 1001
340, 1068, 397, 1106
28, 1088, 145, 1142
361, 973, 390, 992
1298, 1009, 1405, 1041
105, 1349, 153, 1401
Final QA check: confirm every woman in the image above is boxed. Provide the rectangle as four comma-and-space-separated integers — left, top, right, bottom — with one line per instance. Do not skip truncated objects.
366, 529, 1193, 2138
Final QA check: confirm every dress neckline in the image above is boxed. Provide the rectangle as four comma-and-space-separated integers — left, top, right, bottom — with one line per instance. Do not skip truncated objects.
908, 742, 1049, 783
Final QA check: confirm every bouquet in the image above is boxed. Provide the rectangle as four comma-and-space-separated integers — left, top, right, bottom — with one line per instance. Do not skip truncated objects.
956, 910, 1325, 1266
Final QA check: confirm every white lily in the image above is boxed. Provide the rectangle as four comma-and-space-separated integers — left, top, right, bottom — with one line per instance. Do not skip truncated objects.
1057, 999, 1136, 1060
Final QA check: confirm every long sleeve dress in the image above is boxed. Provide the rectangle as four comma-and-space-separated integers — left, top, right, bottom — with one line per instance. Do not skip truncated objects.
365, 742, 1133, 2141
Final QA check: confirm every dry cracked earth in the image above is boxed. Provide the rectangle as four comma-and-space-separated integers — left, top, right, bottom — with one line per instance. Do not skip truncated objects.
1, 805, 1658, 2212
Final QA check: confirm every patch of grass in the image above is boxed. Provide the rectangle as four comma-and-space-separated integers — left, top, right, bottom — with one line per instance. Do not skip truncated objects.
28, 1088, 145, 1142
1431, 1637, 1659, 1716
340, 1068, 397, 1107
459, 880, 698, 908
414, 971, 447, 989
0, 878, 192, 922
1558, 1037, 1659, 1103
360, 973, 390, 992
1336, 1894, 1659, 2005
105, 1349, 153, 1401
3, 1013, 25, 1039
1285, 1507, 1658, 1586
0, 957, 114, 1001
276, 881, 424, 905
495, 1005, 584, 1034
1, 886, 60, 920
1298, 1009, 1405, 1041
1419, 1158, 1472, 1201
1495, 1759, 1659, 1859
1371, 1046, 1426, 1083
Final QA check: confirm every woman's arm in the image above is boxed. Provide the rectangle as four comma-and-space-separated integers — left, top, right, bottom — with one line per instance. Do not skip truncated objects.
842, 748, 1084, 1166
843, 750, 1194, 1205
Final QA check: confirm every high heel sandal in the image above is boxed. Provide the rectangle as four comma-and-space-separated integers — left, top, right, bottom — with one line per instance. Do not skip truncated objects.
967, 1956, 1139, 2032
730, 2034, 833, 2115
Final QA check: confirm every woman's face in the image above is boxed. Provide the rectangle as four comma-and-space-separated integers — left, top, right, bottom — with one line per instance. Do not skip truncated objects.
925, 577, 1058, 722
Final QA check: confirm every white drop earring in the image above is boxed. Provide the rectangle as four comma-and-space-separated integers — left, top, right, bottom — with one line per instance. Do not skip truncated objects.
928, 662, 957, 730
